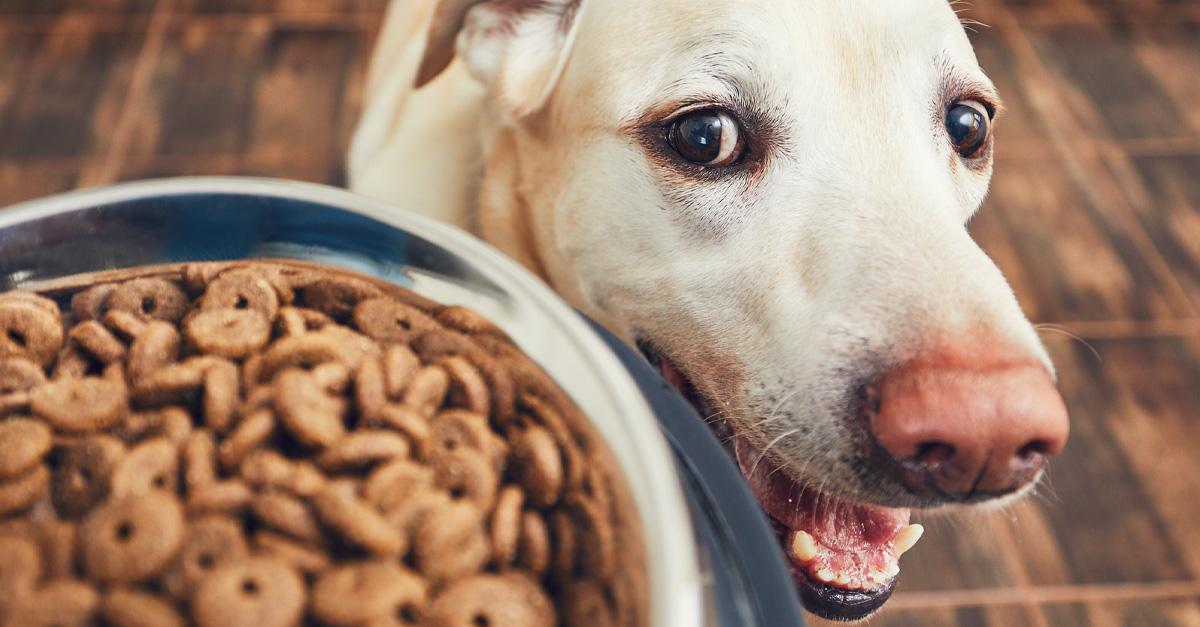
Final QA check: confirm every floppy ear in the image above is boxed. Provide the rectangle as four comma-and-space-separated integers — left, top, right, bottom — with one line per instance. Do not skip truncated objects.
414, 0, 583, 119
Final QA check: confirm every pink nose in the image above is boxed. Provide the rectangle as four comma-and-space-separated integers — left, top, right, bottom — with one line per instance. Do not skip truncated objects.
871, 345, 1069, 499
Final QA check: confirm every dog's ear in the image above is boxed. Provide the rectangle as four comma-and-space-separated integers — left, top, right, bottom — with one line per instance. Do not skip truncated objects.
415, 0, 583, 119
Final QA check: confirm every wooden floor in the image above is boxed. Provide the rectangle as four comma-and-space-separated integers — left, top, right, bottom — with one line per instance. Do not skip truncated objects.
2, 1, 1199, 625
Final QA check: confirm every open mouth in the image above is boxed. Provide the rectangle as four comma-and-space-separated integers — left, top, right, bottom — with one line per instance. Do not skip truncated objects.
640, 343, 923, 622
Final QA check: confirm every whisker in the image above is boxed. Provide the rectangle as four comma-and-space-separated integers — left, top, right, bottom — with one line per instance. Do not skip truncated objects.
1035, 323, 1102, 363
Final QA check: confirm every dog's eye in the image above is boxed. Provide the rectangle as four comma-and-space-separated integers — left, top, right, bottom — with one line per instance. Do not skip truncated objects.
668, 110, 745, 167
946, 100, 991, 159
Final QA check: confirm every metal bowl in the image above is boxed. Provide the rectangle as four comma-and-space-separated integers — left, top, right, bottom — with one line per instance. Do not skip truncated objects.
0, 177, 704, 627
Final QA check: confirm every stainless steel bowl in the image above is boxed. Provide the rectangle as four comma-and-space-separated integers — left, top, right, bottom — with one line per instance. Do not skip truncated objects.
0, 177, 705, 627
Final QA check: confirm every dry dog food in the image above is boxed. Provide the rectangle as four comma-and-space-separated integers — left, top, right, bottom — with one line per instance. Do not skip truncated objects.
0, 260, 646, 627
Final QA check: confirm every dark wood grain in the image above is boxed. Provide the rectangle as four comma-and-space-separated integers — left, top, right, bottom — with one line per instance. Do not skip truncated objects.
0, 2, 1198, 627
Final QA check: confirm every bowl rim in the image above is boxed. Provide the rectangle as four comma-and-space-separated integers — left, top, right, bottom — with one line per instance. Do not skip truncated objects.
0, 176, 706, 627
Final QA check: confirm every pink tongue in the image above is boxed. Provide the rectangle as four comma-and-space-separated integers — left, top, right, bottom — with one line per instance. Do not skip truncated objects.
734, 438, 909, 559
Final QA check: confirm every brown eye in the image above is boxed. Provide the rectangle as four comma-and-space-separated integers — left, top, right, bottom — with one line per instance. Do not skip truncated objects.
946, 100, 991, 159
668, 110, 746, 167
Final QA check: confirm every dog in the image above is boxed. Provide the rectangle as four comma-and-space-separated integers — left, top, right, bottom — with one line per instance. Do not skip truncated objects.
349, 0, 1070, 621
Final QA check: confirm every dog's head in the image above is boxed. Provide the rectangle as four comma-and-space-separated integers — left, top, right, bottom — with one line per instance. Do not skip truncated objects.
418, 0, 1069, 620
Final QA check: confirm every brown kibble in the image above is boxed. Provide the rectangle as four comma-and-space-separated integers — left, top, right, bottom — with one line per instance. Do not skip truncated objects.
218, 408, 275, 470
111, 437, 178, 498
4, 579, 100, 627
374, 405, 431, 457
440, 356, 490, 416
352, 297, 437, 344
432, 449, 499, 511
251, 492, 323, 544
413, 499, 489, 583
183, 430, 217, 490
512, 425, 563, 509
382, 344, 420, 399
0, 357, 46, 393
312, 561, 428, 627
186, 480, 253, 515
108, 278, 189, 322
430, 410, 505, 471
71, 284, 115, 321
202, 358, 239, 433
363, 459, 434, 513
39, 520, 79, 580
170, 515, 249, 595
192, 558, 305, 627
517, 511, 550, 575
301, 277, 382, 322
130, 358, 211, 406
317, 430, 411, 471
572, 497, 616, 580
0, 417, 52, 480
423, 573, 555, 627
0, 463, 49, 515
0, 300, 64, 366
69, 320, 126, 364
312, 482, 405, 556
253, 531, 330, 575
355, 355, 387, 421
550, 510, 577, 580
51, 346, 91, 380
434, 305, 510, 340
102, 587, 186, 627
186, 308, 271, 359
561, 580, 617, 627
80, 490, 185, 583
276, 306, 331, 337
490, 486, 524, 567
274, 369, 345, 447
127, 321, 181, 379
258, 334, 343, 382
200, 269, 280, 322
402, 365, 449, 418
311, 360, 351, 393
52, 435, 125, 517
102, 309, 148, 340
240, 450, 325, 497
0, 535, 41, 604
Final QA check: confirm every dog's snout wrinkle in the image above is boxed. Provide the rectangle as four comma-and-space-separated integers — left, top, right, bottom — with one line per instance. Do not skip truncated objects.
868, 341, 1069, 502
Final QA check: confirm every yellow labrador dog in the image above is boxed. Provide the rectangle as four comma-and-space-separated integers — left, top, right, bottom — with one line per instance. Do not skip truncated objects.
349, 0, 1070, 620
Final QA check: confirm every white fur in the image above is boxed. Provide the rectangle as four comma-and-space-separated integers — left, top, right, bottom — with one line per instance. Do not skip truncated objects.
349, 0, 1051, 507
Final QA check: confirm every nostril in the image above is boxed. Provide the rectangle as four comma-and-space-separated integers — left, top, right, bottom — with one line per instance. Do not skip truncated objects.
914, 441, 955, 465
1017, 439, 1053, 460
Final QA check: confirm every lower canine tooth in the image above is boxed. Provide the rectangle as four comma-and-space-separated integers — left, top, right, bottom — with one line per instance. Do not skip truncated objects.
816, 568, 835, 583
791, 531, 818, 562
893, 523, 925, 555
883, 562, 900, 578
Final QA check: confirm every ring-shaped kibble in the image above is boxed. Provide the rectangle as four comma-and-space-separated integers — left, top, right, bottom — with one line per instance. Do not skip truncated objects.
372, 405, 431, 458
257, 334, 343, 383
108, 278, 189, 323
413, 500, 489, 585
202, 359, 240, 433
253, 531, 331, 575
71, 284, 116, 321
0, 417, 52, 480
422, 574, 555, 627
251, 493, 323, 544
402, 366, 449, 419
382, 344, 420, 399
200, 269, 280, 323
182, 430, 217, 490
127, 321, 181, 378
240, 450, 325, 497
101, 587, 186, 627
352, 297, 438, 344
355, 355, 387, 421
517, 511, 551, 575
311, 561, 429, 627
217, 409, 275, 470
512, 425, 564, 509
0, 292, 59, 318
186, 308, 271, 359
186, 480, 253, 515
276, 307, 332, 338
432, 449, 499, 512
41, 520, 79, 580
317, 430, 411, 472
52, 435, 125, 518
110, 438, 178, 498
311, 483, 405, 557
0, 463, 50, 516
363, 459, 434, 513
4, 579, 100, 627
0, 535, 41, 597
571, 496, 617, 580
273, 369, 345, 448
80, 490, 185, 583
31, 375, 126, 433
430, 410, 501, 465
490, 486, 524, 567
300, 277, 382, 322
439, 356, 490, 416
192, 558, 305, 627
69, 320, 127, 364
433, 305, 510, 340
0, 301, 65, 366
550, 510, 578, 580
0, 357, 47, 394
102, 309, 148, 340
561, 580, 618, 627
174, 515, 250, 593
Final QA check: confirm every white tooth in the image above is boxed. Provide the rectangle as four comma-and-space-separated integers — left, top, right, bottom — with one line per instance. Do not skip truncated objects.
816, 568, 835, 583
883, 562, 900, 578
893, 524, 925, 556
834, 572, 851, 586
791, 531, 818, 562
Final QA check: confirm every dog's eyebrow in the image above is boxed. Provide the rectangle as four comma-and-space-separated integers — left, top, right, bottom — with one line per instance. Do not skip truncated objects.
937, 56, 1004, 115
